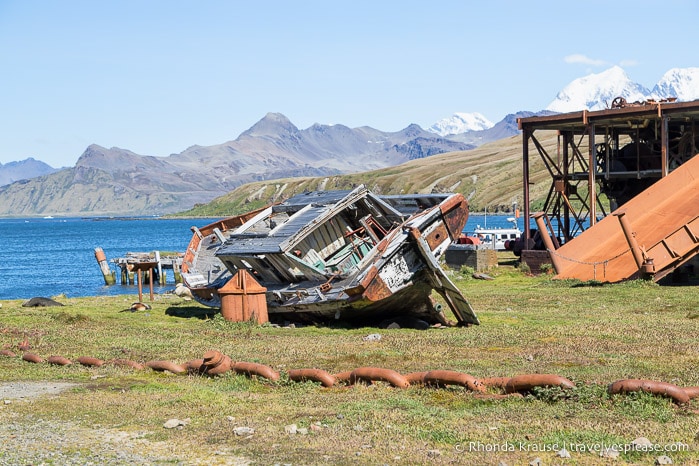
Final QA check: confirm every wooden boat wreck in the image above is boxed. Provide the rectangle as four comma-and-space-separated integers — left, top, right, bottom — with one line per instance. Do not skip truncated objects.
181, 186, 479, 327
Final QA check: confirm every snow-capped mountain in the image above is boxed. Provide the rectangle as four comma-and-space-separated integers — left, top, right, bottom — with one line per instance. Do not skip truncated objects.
546, 66, 699, 113
428, 112, 494, 136
429, 67, 699, 136
546, 66, 651, 113
651, 67, 699, 101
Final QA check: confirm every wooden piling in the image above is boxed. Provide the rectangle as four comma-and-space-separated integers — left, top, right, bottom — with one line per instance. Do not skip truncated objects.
173, 262, 182, 284
94, 247, 116, 285
155, 251, 165, 285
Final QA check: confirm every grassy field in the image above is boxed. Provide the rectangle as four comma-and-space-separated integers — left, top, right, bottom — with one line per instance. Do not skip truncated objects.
1, 257, 698, 465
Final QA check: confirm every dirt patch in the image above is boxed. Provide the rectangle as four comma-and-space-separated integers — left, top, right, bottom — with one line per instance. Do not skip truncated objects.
0, 381, 251, 465
0, 381, 79, 400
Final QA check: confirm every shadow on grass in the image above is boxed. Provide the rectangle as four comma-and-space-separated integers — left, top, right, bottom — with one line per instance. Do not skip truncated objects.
165, 305, 218, 320
498, 258, 520, 267
570, 280, 608, 288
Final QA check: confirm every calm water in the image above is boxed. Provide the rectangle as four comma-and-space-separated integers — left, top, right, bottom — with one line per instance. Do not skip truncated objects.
0, 217, 212, 300
0, 214, 522, 301
464, 213, 527, 232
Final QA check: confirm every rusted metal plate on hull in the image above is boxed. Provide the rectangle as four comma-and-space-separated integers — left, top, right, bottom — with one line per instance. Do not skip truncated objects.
440, 194, 469, 239
424, 223, 450, 250
362, 266, 394, 302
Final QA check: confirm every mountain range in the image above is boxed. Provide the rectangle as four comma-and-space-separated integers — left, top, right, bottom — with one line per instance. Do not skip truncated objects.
0, 115, 481, 216
429, 66, 699, 132
545, 66, 699, 112
1, 66, 698, 217
0, 158, 61, 186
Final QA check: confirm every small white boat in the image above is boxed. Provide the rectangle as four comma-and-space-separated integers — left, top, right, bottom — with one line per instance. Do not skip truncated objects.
470, 217, 522, 251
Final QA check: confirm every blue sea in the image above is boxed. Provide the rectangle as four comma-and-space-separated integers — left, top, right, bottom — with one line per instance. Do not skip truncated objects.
464, 213, 528, 232
0, 217, 214, 300
0, 214, 522, 301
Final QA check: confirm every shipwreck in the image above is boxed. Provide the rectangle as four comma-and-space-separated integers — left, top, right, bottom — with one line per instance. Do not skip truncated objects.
181, 186, 479, 327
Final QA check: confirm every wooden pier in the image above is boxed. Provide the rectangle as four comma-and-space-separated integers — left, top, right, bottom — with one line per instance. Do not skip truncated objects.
112, 251, 184, 286
94, 248, 184, 287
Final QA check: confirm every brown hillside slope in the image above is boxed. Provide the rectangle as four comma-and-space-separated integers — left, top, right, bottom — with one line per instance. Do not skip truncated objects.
176, 132, 557, 217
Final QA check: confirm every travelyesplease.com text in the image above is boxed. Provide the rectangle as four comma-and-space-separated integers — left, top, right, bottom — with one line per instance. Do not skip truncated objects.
457, 441, 689, 454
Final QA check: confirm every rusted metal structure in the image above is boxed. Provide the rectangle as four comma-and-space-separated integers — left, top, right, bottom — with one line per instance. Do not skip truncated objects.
517, 99, 699, 281
541, 154, 699, 282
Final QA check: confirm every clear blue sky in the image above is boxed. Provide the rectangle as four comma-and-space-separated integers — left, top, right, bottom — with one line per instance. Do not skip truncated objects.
1, 0, 697, 167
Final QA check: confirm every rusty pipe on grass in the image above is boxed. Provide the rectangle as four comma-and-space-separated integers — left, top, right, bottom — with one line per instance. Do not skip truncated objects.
233, 361, 280, 381
479, 377, 512, 389
47, 356, 72, 366
504, 374, 575, 393
608, 379, 689, 404
473, 393, 524, 400
22, 352, 43, 363
146, 360, 187, 374
109, 359, 145, 370
184, 359, 207, 374
288, 368, 336, 387
202, 350, 233, 376
404, 371, 428, 385
423, 370, 485, 392
332, 371, 353, 384
77, 356, 104, 367
349, 367, 409, 388
683, 386, 699, 399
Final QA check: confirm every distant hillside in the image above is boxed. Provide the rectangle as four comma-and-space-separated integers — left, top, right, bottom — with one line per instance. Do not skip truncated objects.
0, 158, 59, 186
446, 111, 556, 146
174, 132, 558, 218
0, 114, 477, 217
3, 66, 699, 218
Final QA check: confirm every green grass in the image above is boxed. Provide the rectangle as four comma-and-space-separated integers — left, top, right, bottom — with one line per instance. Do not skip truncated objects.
1, 259, 698, 465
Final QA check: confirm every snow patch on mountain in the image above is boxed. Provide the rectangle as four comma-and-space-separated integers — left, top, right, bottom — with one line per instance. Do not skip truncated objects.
427, 112, 494, 136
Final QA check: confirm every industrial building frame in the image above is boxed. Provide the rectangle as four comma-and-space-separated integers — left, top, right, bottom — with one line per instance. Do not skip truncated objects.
517, 99, 699, 249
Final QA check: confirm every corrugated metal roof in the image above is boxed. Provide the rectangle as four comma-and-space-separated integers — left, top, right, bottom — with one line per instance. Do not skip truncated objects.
216, 205, 329, 255
271, 190, 353, 213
